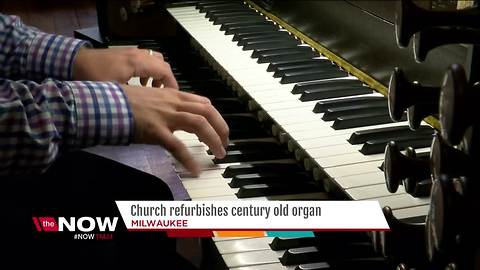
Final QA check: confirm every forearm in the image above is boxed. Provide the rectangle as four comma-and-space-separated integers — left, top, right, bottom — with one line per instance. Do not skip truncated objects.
0, 78, 133, 175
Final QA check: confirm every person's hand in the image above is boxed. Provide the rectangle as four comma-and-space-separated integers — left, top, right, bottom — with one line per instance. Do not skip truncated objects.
73, 47, 178, 89
122, 84, 229, 176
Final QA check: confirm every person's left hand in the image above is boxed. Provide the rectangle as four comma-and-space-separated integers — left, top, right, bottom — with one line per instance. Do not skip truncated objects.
72, 47, 178, 89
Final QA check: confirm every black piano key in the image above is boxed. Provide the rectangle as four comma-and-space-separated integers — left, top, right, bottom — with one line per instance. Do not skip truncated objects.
360, 136, 433, 155
225, 24, 279, 35
408, 178, 432, 197
200, 6, 246, 15
281, 70, 348, 84
328, 258, 395, 270
281, 247, 323, 265
268, 58, 328, 72
322, 103, 388, 121
188, 88, 236, 98
197, 0, 235, 6
174, 67, 216, 79
208, 139, 281, 153
222, 113, 259, 127
220, 20, 273, 31
295, 258, 394, 270
236, 182, 322, 198
295, 262, 330, 270
270, 237, 319, 251
243, 39, 301, 51
222, 161, 302, 178
210, 98, 245, 113
258, 52, 314, 64
300, 86, 372, 102
254, 46, 314, 56
348, 125, 433, 144
206, 8, 250, 15
270, 232, 368, 251
313, 96, 386, 113
180, 81, 225, 91
187, 88, 235, 98
280, 243, 377, 266
196, 1, 231, 8
229, 172, 309, 187
213, 149, 289, 164
229, 128, 269, 139
198, 3, 246, 13
214, 15, 267, 25
237, 32, 293, 46
252, 46, 311, 58
233, 30, 290, 41
292, 79, 363, 94
231, 28, 282, 38
270, 59, 333, 73
207, 10, 257, 20
252, 45, 315, 59
332, 112, 405, 130
274, 62, 338, 78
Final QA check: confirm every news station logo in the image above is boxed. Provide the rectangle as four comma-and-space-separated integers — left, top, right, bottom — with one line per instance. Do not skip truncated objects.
32, 216, 118, 240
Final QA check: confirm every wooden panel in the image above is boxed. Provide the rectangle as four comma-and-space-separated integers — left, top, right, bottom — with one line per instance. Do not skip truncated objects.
51, 3, 80, 37
0, 0, 97, 36
75, 0, 97, 29
24, 1, 55, 33
0, 0, 31, 24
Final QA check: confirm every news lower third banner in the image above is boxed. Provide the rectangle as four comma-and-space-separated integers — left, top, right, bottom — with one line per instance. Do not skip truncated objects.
115, 201, 390, 237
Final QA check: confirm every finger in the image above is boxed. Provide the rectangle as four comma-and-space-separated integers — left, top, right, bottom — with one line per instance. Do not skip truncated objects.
140, 77, 149, 86
151, 50, 164, 61
176, 91, 211, 104
177, 102, 229, 147
152, 62, 178, 89
174, 112, 226, 159
135, 55, 179, 89
158, 128, 200, 176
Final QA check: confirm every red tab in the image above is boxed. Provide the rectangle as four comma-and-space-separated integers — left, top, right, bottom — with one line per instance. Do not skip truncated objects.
32, 217, 42, 232
38, 217, 58, 232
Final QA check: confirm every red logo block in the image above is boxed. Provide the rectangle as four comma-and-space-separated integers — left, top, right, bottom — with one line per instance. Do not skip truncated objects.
34, 217, 59, 232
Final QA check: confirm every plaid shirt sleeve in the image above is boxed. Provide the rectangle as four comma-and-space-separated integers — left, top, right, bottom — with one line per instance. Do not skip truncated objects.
0, 14, 86, 81
0, 14, 134, 175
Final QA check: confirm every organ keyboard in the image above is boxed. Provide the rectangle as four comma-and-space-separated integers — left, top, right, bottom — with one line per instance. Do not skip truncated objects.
109, 0, 479, 268
167, 2, 431, 212
162, 1, 429, 269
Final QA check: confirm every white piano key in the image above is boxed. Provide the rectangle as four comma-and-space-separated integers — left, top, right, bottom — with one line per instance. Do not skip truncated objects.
216, 237, 273, 254
366, 193, 430, 210
213, 237, 259, 242
392, 205, 430, 220
197, 195, 238, 200
174, 154, 238, 173
315, 151, 385, 168
222, 249, 284, 268
187, 184, 238, 199
231, 264, 294, 270
182, 178, 229, 189
180, 168, 227, 179
345, 183, 405, 200
324, 160, 382, 178
337, 171, 386, 189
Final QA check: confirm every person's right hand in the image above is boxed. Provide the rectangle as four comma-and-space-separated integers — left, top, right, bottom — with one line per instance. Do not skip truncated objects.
122, 84, 229, 176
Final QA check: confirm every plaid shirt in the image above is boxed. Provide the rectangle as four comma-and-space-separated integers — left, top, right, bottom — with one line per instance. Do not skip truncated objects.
0, 14, 133, 175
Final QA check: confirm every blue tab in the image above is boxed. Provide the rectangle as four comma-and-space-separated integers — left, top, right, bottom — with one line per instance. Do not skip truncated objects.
266, 231, 314, 237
